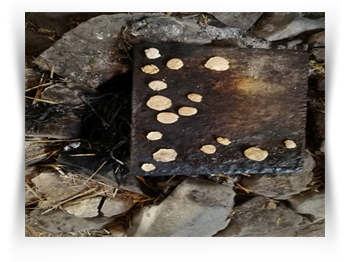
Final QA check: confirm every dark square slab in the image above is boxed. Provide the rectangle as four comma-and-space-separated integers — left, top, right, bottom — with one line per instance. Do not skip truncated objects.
130, 43, 309, 176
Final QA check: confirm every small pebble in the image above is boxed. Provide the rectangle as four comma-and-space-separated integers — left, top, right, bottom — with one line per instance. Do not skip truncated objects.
141, 163, 156, 172
157, 112, 179, 124
284, 140, 297, 149
145, 48, 161, 59
146, 95, 172, 111
200, 145, 216, 154
204, 56, 230, 71
147, 131, 163, 140
153, 149, 177, 162
166, 58, 184, 70
187, 93, 202, 102
244, 147, 268, 161
178, 107, 197, 116
217, 137, 231, 145
141, 65, 159, 74
148, 80, 167, 91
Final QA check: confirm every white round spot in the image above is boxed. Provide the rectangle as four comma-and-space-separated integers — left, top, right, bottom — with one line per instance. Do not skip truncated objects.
157, 112, 179, 124
147, 131, 163, 140
141, 65, 159, 74
200, 145, 216, 154
148, 80, 167, 91
146, 95, 172, 111
204, 56, 230, 71
141, 163, 156, 171
145, 48, 161, 59
166, 58, 184, 70
178, 107, 197, 116
244, 147, 268, 161
153, 149, 177, 162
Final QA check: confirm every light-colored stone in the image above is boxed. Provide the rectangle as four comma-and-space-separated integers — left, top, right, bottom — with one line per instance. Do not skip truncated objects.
187, 93, 202, 102
146, 131, 163, 140
146, 95, 172, 111
285, 140, 297, 148
64, 197, 102, 218
148, 80, 167, 91
153, 149, 177, 162
31, 172, 88, 203
204, 56, 229, 71
145, 48, 161, 59
178, 106, 197, 116
288, 188, 325, 222
25, 141, 51, 166
100, 197, 134, 217
128, 177, 236, 237
141, 64, 159, 74
200, 145, 216, 154
157, 112, 179, 124
166, 58, 184, 70
141, 163, 156, 172
215, 196, 303, 237
240, 150, 316, 200
217, 137, 231, 145
244, 147, 268, 161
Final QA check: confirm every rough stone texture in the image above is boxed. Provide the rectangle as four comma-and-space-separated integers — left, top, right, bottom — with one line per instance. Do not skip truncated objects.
208, 12, 263, 29
215, 196, 303, 237
64, 197, 102, 218
33, 14, 251, 88
296, 219, 325, 237
25, 67, 42, 90
128, 177, 235, 237
288, 188, 325, 222
30, 209, 114, 233
306, 31, 325, 48
31, 172, 89, 204
41, 83, 96, 106
100, 197, 134, 217
25, 111, 81, 139
25, 141, 51, 166
27, 12, 119, 37
240, 150, 316, 200
25, 28, 57, 56
251, 12, 325, 41
311, 48, 325, 62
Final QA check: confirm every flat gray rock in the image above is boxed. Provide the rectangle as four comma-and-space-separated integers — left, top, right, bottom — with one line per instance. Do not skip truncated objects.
64, 197, 102, 218
251, 12, 325, 41
30, 209, 114, 233
100, 197, 134, 217
288, 188, 325, 222
41, 82, 96, 106
311, 48, 325, 62
296, 219, 325, 237
306, 31, 325, 48
25, 141, 51, 166
208, 12, 262, 29
215, 196, 303, 237
240, 150, 316, 199
128, 177, 235, 237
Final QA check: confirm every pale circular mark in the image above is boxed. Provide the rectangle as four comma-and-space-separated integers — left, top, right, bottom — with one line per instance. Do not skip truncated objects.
187, 93, 202, 103
157, 112, 179, 124
166, 58, 184, 70
141, 163, 156, 172
141, 65, 159, 74
204, 56, 230, 71
147, 131, 163, 140
284, 140, 297, 149
153, 149, 177, 162
148, 80, 167, 91
217, 137, 231, 145
146, 95, 172, 111
244, 147, 268, 161
145, 48, 161, 59
200, 145, 216, 154
178, 107, 197, 116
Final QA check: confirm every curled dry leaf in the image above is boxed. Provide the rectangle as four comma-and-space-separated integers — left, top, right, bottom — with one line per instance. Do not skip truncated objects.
187, 93, 202, 102
141, 65, 159, 74
141, 163, 156, 172
153, 149, 177, 162
157, 112, 179, 124
178, 107, 197, 116
204, 56, 230, 71
217, 137, 231, 145
145, 48, 161, 59
244, 147, 268, 161
200, 144, 216, 154
147, 131, 163, 140
166, 58, 184, 70
148, 80, 167, 91
146, 95, 172, 111
284, 140, 297, 149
